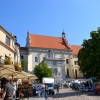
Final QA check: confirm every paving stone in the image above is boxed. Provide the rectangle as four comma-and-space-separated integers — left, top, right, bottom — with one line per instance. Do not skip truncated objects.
28, 88, 100, 100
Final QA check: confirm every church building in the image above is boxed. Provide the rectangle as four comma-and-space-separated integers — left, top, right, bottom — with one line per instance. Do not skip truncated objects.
20, 31, 83, 83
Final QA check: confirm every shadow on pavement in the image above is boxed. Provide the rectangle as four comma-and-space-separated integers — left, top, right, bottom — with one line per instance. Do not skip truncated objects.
49, 89, 100, 99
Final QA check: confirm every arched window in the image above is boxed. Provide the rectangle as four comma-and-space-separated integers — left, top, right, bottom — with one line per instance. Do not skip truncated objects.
67, 69, 69, 76
75, 69, 77, 78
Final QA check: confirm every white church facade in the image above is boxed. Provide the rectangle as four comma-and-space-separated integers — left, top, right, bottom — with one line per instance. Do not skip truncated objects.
20, 31, 83, 82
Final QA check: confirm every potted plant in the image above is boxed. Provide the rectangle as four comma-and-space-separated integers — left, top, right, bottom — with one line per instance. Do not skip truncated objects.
4, 54, 12, 65
14, 62, 21, 71
21, 59, 26, 71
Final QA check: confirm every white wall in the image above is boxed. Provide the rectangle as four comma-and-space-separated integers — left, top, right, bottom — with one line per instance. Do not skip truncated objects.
0, 29, 5, 42
21, 48, 83, 79
0, 28, 15, 50
0, 44, 14, 62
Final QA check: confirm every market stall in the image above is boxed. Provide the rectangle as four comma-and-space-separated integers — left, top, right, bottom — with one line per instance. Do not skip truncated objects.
16, 80, 33, 99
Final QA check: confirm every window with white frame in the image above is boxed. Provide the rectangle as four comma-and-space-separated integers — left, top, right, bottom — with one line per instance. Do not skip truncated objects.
48, 53, 53, 57
53, 68, 58, 75
66, 59, 69, 64
6, 36, 10, 46
35, 57, 38, 62
48, 50, 54, 57
74, 61, 78, 65
52, 62, 57, 66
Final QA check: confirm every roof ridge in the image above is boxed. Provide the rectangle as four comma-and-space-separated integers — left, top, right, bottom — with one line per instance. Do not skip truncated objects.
30, 34, 62, 38
71, 44, 81, 46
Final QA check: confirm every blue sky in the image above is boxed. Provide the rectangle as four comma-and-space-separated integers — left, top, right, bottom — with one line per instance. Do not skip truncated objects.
0, 0, 100, 47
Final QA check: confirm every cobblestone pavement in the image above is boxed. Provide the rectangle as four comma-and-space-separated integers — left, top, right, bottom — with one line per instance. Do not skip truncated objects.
48, 88, 100, 100
30, 88, 100, 100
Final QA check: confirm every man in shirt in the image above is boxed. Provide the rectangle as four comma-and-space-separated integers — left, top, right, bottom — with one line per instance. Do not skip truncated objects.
2, 79, 14, 100
41, 84, 45, 97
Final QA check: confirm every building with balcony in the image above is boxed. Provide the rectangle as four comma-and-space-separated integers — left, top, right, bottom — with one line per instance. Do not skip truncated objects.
20, 31, 83, 82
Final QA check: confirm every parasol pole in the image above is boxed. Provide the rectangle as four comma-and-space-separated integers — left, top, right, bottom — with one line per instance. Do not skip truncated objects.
28, 77, 29, 84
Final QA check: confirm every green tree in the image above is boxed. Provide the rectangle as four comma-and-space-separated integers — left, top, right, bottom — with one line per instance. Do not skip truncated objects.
78, 27, 100, 78
21, 59, 26, 70
34, 61, 53, 82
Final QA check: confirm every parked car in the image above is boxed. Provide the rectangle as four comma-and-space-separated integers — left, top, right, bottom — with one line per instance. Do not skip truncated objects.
94, 81, 100, 94
79, 79, 94, 92
71, 83, 80, 90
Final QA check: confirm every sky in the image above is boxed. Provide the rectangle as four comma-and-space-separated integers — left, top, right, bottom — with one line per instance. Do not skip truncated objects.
0, 0, 100, 47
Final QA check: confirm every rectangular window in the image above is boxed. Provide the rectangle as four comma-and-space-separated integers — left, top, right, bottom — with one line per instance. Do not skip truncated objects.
66, 59, 69, 64
21, 55, 24, 59
74, 61, 78, 65
35, 57, 38, 62
6, 36, 10, 46
48, 53, 53, 58
52, 62, 57, 66
54, 68, 58, 75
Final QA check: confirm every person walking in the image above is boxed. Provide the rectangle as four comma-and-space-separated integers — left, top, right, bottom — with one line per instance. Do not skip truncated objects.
12, 82, 16, 100
45, 84, 49, 100
41, 84, 45, 97
56, 83, 60, 94
37, 86, 41, 97
2, 79, 14, 100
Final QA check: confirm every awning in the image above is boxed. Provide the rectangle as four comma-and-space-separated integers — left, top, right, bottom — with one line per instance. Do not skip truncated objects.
21, 71, 38, 80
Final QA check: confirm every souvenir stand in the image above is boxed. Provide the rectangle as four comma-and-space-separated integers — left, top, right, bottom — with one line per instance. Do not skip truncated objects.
16, 80, 33, 99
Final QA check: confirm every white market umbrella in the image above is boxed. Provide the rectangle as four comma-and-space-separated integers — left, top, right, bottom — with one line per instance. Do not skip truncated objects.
0, 66, 27, 79
21, 71, 38, 80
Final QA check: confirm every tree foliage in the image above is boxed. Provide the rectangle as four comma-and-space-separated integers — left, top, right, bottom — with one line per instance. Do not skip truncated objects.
34, 62, 53, 82
21, 59, 26, 70
78, 27, 100, 78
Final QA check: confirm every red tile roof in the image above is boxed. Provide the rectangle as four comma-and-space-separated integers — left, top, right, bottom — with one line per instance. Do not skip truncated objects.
0, 40, 16, 52
71, 45, 82, 55
29, 34, 81, 55
29, 34, 70, 50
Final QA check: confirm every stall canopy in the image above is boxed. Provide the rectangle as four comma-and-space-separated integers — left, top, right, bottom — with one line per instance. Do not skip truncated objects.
1, 71, 28, 79
21, 71, 38, 80
0, 65, 27, 79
